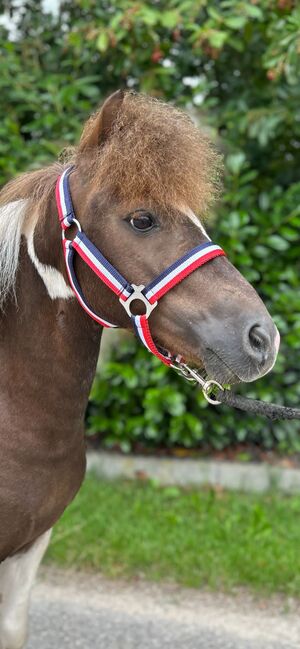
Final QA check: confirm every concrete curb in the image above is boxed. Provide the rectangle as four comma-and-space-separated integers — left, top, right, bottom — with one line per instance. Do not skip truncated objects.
86, 451, 300, 493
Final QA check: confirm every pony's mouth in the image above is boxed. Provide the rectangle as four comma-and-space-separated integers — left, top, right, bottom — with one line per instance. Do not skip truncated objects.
156, 338, 239, 386
200, 348, 240, 385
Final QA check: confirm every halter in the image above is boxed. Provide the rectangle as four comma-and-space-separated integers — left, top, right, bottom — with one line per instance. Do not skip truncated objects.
55, 166, 226, 397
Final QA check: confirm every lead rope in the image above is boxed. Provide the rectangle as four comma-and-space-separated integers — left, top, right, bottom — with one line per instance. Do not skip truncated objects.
172, 363, 300, 421
214, 389, 300, 421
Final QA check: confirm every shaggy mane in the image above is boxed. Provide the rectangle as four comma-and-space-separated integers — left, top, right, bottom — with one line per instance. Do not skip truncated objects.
0, 162, 64, 209
77, 92, 223, 217
0, 163, 64, 309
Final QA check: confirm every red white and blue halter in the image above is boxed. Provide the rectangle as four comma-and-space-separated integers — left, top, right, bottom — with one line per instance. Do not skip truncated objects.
56, 166, 226, 367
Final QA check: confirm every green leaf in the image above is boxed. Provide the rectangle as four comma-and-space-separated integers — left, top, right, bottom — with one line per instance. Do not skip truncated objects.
208, 30, 228, 48
267, 235, 290, 252
96, 31, 109, 52
244, 5, 263, 19
160, 11, 179, 29
258, 192, 270, 211
226, 152, 246, 174
225, 16, 247, 30
139, 7, 159, 26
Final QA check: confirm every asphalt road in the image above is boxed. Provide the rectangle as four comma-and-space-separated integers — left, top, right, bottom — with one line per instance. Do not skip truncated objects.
26, 568, 300, 649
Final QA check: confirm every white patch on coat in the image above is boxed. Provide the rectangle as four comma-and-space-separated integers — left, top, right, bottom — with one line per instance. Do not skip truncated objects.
26, 226, 73, 300
0, 529, 52, 649
185, 208, 211, 240
177, 205, 211, 240
0, 200, 28, 309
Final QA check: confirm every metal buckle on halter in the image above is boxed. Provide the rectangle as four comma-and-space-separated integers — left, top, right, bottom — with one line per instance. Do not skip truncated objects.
120, 284, 158, 318
61, 218, 82, 240
170, 361, 224, 405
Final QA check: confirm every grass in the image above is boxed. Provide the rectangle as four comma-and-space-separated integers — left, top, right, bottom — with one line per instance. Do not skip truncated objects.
46, 475, 300, 596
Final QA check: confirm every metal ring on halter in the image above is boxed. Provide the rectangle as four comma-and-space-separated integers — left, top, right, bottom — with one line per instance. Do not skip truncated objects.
170, 362, 224, 405
120, 284, 158, 318
61, 218, 82, 240
202, 379, 224, 405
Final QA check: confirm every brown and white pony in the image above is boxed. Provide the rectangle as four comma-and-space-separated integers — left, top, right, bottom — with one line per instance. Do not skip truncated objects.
0, 90, 279, 649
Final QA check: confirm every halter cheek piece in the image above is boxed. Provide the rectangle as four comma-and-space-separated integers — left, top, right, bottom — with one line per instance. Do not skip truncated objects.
56, 167, 226, 401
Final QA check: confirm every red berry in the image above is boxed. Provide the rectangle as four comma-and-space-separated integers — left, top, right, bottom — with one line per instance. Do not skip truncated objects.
151, 49, 163, 63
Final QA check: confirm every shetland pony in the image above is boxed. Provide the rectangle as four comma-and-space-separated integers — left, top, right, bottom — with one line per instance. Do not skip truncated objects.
0, 90, 279, 648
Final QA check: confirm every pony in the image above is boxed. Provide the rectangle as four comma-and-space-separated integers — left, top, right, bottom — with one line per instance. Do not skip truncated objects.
0, 90, 279, 649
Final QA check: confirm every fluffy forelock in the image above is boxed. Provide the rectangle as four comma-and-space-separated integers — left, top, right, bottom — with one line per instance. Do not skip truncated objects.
77, 92, 223, 218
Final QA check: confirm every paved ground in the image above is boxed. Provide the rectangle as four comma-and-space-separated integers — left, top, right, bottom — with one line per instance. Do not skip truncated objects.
26, 568, 300, 649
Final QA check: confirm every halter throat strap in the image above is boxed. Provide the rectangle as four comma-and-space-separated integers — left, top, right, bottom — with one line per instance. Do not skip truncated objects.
56, 167, 226, 365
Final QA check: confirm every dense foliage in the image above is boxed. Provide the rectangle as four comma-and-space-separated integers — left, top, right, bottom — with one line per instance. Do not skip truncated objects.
1, 0, 299, 450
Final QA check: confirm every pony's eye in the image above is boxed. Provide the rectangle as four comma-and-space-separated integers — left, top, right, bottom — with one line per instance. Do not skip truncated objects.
129, 213, 155, 232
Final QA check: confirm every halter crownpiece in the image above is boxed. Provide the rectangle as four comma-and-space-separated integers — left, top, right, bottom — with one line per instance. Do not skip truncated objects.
56, 166, 226, 398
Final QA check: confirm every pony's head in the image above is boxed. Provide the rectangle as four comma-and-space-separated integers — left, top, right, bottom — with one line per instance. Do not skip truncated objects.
65, 90, 279, 384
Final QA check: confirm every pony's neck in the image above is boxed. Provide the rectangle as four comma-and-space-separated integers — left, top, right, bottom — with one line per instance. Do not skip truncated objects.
0, 193, 103, 442
0, 193, 104, 556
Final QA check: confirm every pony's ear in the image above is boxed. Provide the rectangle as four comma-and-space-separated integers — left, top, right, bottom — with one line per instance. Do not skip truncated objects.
79, 89, 125, 151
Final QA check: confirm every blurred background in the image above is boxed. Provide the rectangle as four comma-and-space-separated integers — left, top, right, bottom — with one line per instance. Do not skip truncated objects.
1, 0, 299, 457
2, 0, 300, 616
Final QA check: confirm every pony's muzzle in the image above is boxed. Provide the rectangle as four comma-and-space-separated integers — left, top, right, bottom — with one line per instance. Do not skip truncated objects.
194, 313, 280, 384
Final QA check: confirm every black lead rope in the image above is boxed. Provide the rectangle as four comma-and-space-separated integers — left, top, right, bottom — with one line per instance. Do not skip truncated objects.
214, 388, 300, 421
172, 362, 300, 421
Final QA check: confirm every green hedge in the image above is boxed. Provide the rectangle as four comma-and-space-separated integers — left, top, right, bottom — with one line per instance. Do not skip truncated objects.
1, 0, 300, 450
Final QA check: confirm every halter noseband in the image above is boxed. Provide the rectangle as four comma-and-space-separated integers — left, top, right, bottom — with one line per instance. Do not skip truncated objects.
55, 166, 226, 373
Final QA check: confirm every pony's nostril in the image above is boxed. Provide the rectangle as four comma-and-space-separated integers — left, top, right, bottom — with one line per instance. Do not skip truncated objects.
248, 324, 271, 364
